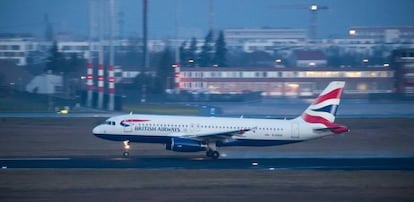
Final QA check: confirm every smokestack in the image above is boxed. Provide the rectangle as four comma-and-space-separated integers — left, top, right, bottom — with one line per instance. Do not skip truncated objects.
108, 0, 115, 111
97, 0, 104, 109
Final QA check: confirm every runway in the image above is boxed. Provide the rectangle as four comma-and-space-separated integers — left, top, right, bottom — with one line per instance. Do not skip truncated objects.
2, 156, 414, 170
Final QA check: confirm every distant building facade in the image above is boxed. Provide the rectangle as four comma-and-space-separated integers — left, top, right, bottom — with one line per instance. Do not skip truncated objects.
178, 67, 394, 97
393, 49, 414, 97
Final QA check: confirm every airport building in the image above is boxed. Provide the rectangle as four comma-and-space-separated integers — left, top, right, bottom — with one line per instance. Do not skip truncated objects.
178, 67, 394, 97
393, 49, 414, 97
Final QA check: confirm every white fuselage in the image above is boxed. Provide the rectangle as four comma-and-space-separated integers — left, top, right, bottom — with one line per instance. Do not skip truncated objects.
93, 114, 331, 147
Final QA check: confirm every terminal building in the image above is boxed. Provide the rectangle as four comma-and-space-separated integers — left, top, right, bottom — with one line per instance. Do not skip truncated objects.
178, 67, 394, 97
393, 49, 414, 97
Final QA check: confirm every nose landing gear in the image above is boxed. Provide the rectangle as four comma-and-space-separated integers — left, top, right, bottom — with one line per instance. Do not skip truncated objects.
123, 140, 130, 157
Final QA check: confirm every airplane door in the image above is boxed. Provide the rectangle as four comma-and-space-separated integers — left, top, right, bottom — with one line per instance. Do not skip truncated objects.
291, 123, 299, 138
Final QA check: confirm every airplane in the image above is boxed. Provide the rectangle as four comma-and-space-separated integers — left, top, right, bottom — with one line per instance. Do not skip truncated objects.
92, 81, 349, 159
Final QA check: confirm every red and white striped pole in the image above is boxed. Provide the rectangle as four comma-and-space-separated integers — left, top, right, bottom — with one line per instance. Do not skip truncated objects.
86, 0, 96, 108
107, 0, 115, 111
97, 63, 104, 109
86, 62, 94, 107
97, 0, 104, 109
108, 65, 115, 110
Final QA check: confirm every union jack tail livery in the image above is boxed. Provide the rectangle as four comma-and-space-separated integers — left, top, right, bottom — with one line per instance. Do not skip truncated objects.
300, 81, 349, 134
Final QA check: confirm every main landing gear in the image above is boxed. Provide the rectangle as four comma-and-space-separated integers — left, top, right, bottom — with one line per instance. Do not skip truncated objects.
123, 140, 130, 157
206, 142, 220, 159
206, 150, 220, 159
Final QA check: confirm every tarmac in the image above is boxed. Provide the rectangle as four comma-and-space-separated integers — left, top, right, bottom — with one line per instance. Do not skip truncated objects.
1, 99, 414, 201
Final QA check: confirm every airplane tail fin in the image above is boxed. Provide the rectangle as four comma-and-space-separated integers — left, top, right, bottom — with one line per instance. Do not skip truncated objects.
299, 81, 348, 134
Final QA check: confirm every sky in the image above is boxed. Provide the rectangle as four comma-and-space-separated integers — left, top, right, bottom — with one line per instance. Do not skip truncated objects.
0, 0, 413, 39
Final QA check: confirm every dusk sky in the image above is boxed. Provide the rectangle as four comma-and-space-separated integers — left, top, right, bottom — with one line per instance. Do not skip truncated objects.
0, 0, 413, 39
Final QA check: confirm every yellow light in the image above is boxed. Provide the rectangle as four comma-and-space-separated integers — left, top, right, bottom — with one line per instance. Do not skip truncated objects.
287, 83, 299, 88
59, 109, 69, 114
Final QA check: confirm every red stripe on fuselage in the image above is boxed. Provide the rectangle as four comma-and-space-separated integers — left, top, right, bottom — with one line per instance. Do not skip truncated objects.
122, 119, 150, 123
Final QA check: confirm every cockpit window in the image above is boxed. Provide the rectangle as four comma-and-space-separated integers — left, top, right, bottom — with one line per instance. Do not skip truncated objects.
105, 121, 116, 126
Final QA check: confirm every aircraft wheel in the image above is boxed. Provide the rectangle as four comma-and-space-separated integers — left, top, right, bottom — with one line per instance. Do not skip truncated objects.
211, 151, 220, 159
123, 151, 129, 157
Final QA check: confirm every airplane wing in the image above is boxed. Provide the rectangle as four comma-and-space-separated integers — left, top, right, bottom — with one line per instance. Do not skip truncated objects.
171, 128, 253, 141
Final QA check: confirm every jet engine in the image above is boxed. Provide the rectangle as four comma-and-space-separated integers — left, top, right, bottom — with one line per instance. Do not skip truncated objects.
166, 138, 206, 152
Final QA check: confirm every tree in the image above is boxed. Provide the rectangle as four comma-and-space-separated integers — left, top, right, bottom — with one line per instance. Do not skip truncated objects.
179, 41, 188, 66
214, 30, 227, 67
198, 30, 214, 67
45, 41, 66, 73
154, 47, 174, 93
189, 37, 198, 67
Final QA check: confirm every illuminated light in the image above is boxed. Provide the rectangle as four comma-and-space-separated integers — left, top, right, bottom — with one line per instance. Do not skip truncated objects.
98, 76, 104, 81
87, 74, 93, 79
213, 64, 218, 67
309, 62, 316, 66
123, 141, 130, 149
362, 59, 369, 63
59, 109, 69, 114
357, 83, 368, 91
172, 63, 180, 68
310, 5, 318, 11
349, 29, 356, 36
108, 77, 115, 83
252, 162, 259, 166
175, 73, 180, 78
275, 59, 282, 63
384, 63, 390, 67
188, 59, 194, 63
287, 83, 299, 88
81, 76, 86, 80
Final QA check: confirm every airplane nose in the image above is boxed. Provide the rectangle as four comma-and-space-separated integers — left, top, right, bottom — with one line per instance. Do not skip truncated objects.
92, 125, 103, 135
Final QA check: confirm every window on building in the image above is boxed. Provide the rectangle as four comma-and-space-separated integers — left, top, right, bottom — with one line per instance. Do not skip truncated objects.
11, 45, 20, 50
